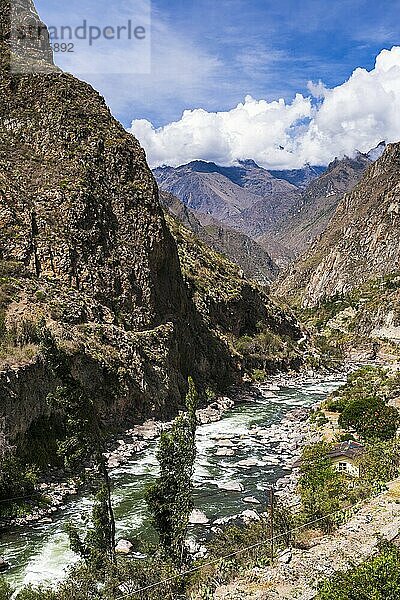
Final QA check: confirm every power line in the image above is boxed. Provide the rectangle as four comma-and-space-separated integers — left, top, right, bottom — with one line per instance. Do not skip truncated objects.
115, 503, 357, 599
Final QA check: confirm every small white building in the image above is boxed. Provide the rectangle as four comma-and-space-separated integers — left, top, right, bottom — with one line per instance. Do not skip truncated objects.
294, 440, 365, 478
328, 441, 365, 477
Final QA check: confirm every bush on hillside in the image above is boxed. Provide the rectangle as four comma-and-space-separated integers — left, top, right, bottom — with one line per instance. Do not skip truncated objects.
317, 541, 400, 600
339, 396, 400, 441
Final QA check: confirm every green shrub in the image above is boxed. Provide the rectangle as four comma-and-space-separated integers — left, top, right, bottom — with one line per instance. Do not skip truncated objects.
0, 579, 13, 600
339, 397, 400, 441
325, 367, 400, 413
317, 541, 400, 599
360, 440, 400, 484
0, 453, 38, 517
298, 442, 348, 532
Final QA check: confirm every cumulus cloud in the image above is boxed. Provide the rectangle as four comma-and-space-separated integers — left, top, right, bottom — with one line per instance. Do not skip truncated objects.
129, 47, 400, 169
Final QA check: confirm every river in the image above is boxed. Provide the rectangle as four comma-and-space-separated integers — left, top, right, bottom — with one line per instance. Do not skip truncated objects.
1, 373, 346, 590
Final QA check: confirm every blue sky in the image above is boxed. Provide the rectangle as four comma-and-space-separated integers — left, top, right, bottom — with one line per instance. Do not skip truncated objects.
35, 0, 400, 127
34, 0, 400, 168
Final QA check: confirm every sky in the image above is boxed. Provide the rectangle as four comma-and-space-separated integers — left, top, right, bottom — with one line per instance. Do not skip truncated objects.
35, 0, 400, 168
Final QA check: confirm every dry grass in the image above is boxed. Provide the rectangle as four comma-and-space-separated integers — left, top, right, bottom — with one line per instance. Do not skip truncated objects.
387, 479, 400, 502
0, 343, 38, 369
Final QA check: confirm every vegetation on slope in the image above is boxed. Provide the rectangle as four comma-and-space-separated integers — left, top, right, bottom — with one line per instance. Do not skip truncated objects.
317, 541, 400, 600
291, 272, 400, 357
167, 214, 305, 379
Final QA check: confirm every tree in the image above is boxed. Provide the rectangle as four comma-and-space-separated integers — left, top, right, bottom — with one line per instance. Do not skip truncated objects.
0, 579, 13, 600
324, 366, 400, 413
146, 377, 198, 565
339, 396, 400, 441
359, 439, 400, 484
39, 326, 116, 573
298, 442, 347, 532
66, 484, 116, 574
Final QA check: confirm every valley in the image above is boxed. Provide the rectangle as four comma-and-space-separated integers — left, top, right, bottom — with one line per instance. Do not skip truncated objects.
2, 374, 345, 591
1, 1, 400, 599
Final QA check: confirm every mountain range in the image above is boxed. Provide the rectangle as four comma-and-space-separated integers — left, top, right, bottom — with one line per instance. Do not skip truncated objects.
154, 144, 386, 272
154, 159, 304, 238
276, 142, 400, 306
160, 191, 279, 284
270, 144, 386, 256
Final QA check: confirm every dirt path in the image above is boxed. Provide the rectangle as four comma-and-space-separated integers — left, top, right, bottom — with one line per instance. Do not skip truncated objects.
213, 479, 400, 599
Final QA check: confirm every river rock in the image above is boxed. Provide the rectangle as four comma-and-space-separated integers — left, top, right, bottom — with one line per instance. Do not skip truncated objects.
241, 509, 261, 523
196, 408, 220, 425
0, 557, 10, 573
278, 548, 292, 564
215, 439, 234, 447
108, 456, 122, 469
243, 496, 261, 505
134, 421, 160, 440
260, 390, 278, 399
217, 481, 244, 492
215, 448, 235, 457
115, 539, 134, 554
189, 509, 209, 525
235, 458, 261, 468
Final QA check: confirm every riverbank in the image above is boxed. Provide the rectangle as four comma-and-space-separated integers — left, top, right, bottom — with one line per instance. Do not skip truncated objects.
1, 371, 349, 587
1, 392, 241, 531
3, 370, 349, 532
213, 478, 400, 599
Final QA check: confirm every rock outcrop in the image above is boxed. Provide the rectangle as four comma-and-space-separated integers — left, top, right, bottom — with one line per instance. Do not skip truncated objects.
275, 143, 400, 308
0, 0, 305, 450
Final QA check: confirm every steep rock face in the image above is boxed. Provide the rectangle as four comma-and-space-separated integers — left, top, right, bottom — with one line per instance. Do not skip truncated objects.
160, 191, 279, 284
0, 1, 305, 446
272, 152, 373, 256
166, 215, 304, 359
0, 0, 198, 439
275, 143, 400, 307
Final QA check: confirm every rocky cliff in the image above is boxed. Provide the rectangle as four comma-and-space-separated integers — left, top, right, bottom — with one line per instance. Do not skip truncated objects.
160, 191, 279, 284
271, 152, 373, 256
275, 143, 400, 309
0, 0, 305, 449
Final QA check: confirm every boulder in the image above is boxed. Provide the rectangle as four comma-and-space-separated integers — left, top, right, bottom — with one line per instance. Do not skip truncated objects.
215, 439, 234, 447
215, 448, 235, 457
189, 509, 209, 525
0, 557, 10, 573
217, 481, 244, 492
277, 548, 292, 564
243, 496, 261, 505
241, 510, 261, 524
115, 539, 133, 555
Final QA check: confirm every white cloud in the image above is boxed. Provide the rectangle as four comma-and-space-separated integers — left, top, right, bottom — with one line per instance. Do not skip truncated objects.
129, 46, 400, 169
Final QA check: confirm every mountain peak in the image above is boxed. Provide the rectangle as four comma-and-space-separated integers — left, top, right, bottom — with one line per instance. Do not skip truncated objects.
184, 160, 221, 173
366, 141, 386, 162
1, 0, 55, 72
236, 159, 262, 169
